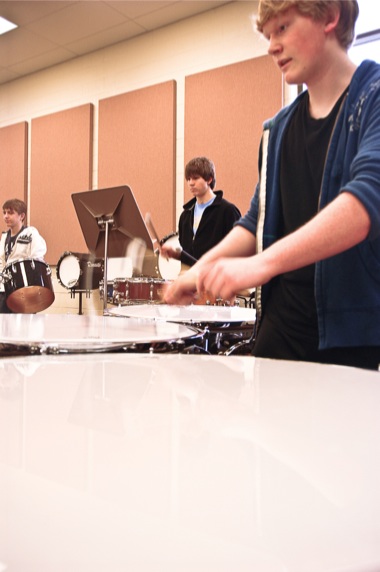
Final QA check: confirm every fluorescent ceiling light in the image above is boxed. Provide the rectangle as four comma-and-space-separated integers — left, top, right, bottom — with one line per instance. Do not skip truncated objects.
0, 15, 17, 35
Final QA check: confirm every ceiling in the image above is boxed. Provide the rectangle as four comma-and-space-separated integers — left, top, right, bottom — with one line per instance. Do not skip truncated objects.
0, 0, 233, 86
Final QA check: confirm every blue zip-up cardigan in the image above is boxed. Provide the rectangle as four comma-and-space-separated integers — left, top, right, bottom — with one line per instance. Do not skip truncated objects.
237, 60, 380, 350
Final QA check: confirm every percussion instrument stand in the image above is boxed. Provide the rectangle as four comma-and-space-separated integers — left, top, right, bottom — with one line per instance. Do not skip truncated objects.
72, 185, 155, 316
97, 215, 113, 315
70, 288, 91, 315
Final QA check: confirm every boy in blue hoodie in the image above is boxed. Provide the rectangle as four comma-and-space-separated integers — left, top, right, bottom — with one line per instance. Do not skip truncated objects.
164, 1, 380, 370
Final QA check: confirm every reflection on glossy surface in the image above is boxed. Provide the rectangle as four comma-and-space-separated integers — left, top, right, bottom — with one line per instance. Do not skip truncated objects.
0, 354, 380, 571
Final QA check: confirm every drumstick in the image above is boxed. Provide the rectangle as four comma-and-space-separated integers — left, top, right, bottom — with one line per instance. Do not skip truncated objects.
145, 213, 163, 254
145, 213, 197, 264
145, 213, 250, 305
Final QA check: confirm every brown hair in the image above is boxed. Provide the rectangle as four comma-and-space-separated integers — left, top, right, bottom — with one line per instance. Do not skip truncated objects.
256, 0, 359, 50
185, 157, 216, 190
2, 199, 27, 220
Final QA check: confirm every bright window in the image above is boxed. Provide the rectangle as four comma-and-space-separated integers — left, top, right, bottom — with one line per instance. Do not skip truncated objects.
349, 0, 380, 64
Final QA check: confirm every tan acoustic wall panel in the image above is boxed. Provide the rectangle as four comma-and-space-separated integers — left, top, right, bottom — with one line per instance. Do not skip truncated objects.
31, 104, 94, 265
185, 55, 283, 216
0, 122, 28, 209
98, 81, 176, 241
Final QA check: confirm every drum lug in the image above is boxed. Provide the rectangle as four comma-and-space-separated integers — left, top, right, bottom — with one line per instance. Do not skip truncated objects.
176, 339, 185, 352
29, 344, 43, 355
47, 345, 61, 355
2, 270, 11, 283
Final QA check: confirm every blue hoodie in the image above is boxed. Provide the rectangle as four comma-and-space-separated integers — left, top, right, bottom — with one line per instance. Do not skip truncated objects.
237, 60, 380, 350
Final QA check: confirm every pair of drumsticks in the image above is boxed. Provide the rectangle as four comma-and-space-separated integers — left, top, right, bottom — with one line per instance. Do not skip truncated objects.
145, 213, 197, 264
145, 213, 228, 306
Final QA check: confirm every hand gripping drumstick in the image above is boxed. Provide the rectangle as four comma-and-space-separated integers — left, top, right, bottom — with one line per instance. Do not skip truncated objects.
145, 213, 249, 305
145, 213, 197, 265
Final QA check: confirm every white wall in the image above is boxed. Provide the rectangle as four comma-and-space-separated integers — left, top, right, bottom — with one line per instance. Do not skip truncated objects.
0, 1, 270, 222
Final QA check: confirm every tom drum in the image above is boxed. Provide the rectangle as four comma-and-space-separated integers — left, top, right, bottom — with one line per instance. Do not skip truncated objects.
56, 251, 103, 290
3, 258, 55, 313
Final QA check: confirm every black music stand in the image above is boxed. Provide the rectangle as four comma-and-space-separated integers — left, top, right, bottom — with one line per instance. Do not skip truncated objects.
72, 185, 153, 314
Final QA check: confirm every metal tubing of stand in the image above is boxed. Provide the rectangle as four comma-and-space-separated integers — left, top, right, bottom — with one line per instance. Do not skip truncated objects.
97, 216, 113, 316
102, 221, 110, 315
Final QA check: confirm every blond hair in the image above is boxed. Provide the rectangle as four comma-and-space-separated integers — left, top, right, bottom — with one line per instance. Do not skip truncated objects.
256, 0, 359, 50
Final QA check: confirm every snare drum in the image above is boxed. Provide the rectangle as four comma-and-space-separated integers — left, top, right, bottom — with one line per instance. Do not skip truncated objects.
109, 304, 256, 355
0, 313, 204, 355
158, 233, 182, 280
150, 278, 169, 302
113, 277, 169, 305
3, 258, 55, 313
112, 278, 129, 303
127, 277, 152, 303
56, 251, 103, 290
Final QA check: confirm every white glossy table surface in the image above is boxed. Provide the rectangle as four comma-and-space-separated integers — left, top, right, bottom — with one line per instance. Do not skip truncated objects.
1, 352, 379, 571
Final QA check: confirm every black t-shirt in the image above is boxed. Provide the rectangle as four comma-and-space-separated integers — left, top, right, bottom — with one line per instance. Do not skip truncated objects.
260, 89, 347, 353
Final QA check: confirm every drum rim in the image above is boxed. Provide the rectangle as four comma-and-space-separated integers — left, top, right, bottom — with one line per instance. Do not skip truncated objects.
56, 252, 81, 288
5, 257, 49, 268
108, 304, 256, 327
158, 233, 181, 280
0, 318, 204, 354
159, 231, 178, 246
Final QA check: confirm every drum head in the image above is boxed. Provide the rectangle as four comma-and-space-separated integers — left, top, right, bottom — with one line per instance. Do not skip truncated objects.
158, 234, 181, 280
0, 313, 203, 354
7, 286, 55, 314
109, 304, 256, 326
57, 254, 81, 288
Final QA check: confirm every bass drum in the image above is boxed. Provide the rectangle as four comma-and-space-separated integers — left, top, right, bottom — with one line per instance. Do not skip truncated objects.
3, 258, 55, 313
158, 233, 182, 280
56, 251, 103, 290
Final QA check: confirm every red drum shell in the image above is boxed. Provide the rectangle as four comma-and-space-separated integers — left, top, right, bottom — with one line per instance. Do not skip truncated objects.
113, 278, 170, 305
